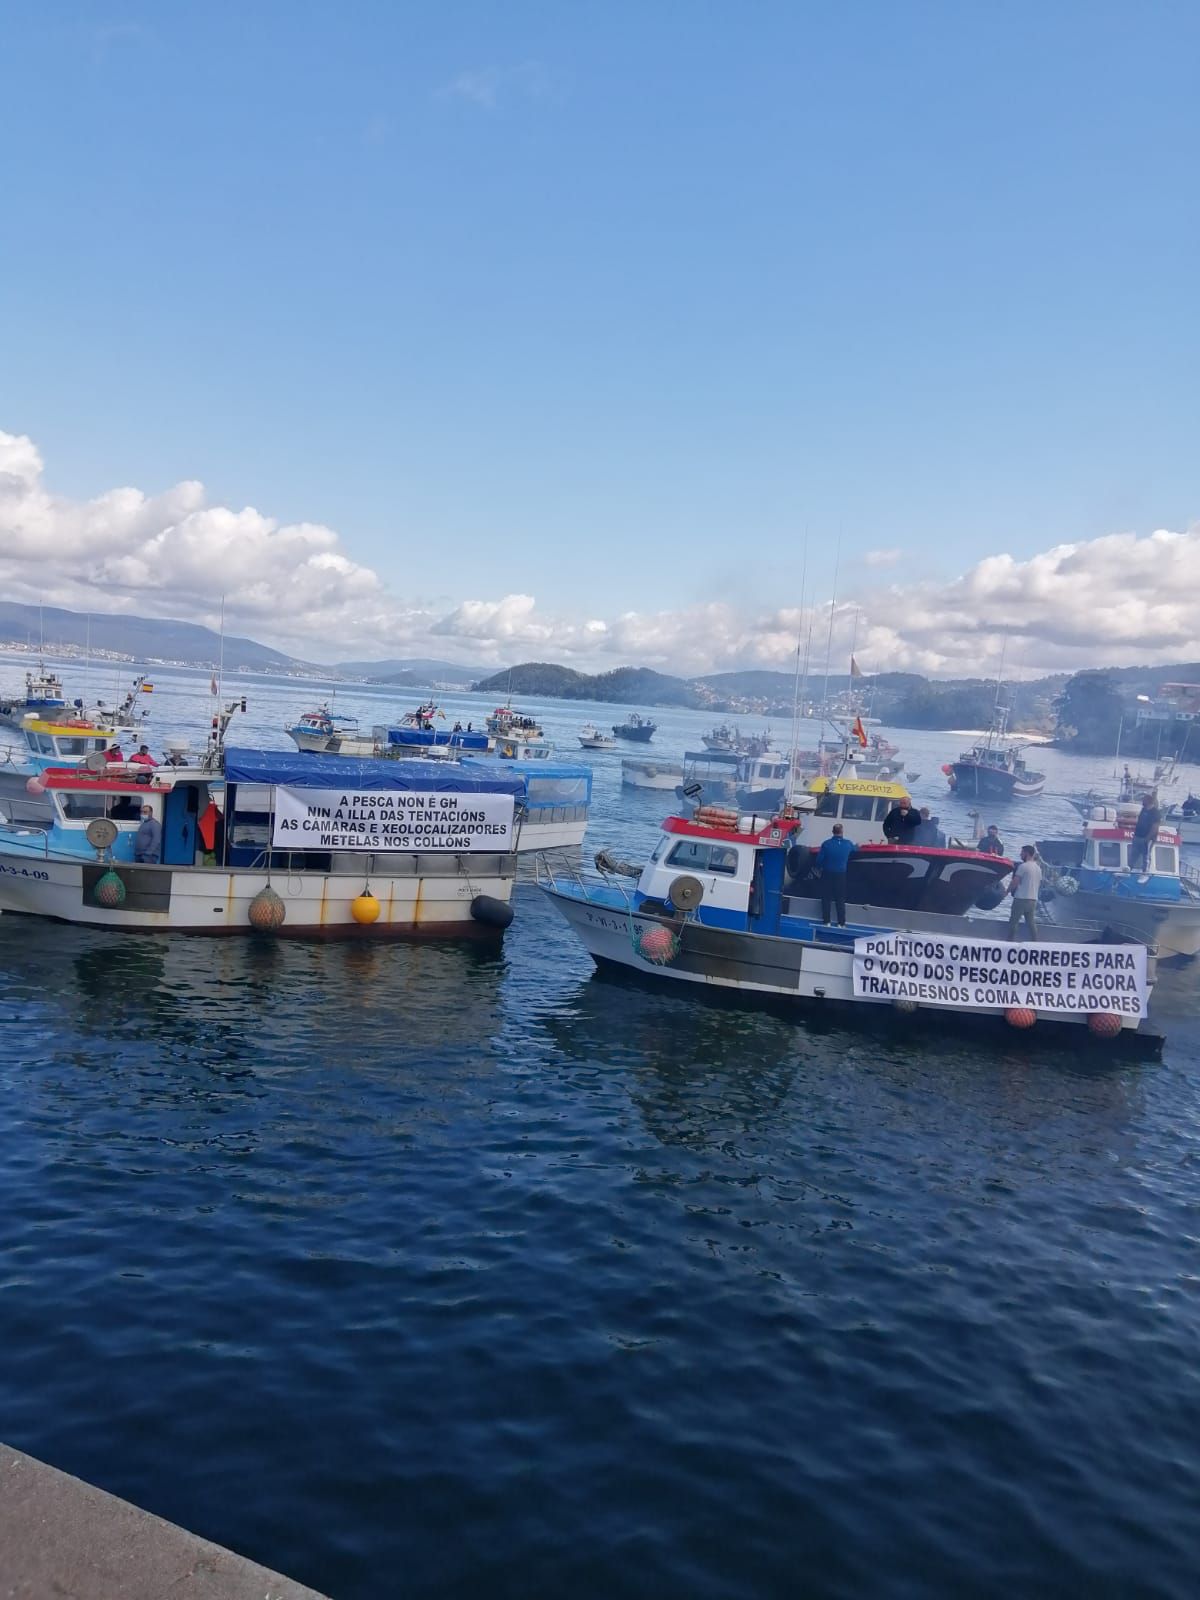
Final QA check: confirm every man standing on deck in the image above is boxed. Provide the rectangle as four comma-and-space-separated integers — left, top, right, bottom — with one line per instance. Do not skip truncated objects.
977, 824, 1005, 855
134, 804, 162, 864
816, 823, 856, 927
1006, 845, 1041, 940
1129, 793, 1160, 872
883, 795, 921, 844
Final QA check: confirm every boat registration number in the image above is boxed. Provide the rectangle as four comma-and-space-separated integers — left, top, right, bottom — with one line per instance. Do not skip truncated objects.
0, 864, 50, 879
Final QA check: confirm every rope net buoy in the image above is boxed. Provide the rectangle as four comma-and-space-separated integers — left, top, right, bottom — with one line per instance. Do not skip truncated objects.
248, 885, 286, 931
93, 868, 126, 908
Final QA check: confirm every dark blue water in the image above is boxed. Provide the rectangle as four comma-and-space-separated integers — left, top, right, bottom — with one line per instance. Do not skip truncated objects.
3, 659, 1200, 1596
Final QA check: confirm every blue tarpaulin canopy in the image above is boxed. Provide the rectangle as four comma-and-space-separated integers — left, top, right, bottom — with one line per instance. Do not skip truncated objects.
223, 747, 526, 795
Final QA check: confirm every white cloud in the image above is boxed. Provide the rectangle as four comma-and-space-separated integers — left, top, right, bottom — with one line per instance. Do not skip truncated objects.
863, 547, 902, 568
2, 429, 1198, 679
438, 61, 558, 111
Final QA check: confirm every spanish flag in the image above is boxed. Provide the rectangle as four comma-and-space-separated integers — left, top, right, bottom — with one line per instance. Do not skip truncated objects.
851, 715, 868, 748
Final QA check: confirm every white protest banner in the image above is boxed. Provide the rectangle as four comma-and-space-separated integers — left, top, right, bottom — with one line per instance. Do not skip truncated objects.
271, 787, 515, 852
853, 931, 1148, 1019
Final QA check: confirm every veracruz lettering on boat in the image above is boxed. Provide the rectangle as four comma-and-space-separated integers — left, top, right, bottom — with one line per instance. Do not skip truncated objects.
853, 933, 1148, 1018
271, 787, 516, 851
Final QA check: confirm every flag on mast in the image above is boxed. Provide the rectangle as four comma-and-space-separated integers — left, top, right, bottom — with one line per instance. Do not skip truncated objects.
850, 655, 863, 678
210, 673, 218, 696
851, 715, 868, 748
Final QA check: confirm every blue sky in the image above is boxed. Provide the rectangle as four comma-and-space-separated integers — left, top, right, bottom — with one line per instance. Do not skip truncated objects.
1, 2, 1198, 673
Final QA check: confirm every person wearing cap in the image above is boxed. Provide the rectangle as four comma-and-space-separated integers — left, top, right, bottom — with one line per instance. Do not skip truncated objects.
103, 742, 124, 763
977, 824, 1005, 856
133, 804, 162, 864
882, 795, 921, 844
129, 743, 158, 767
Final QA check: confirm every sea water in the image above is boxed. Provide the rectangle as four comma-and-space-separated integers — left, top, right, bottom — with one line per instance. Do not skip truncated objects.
1, 660, 1198, 1598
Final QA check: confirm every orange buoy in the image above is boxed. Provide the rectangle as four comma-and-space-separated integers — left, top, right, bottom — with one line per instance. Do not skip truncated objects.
351, 890, 381, 925
1087, 1011, 1123, 1038
637, 924, 678, 964
1005, 1006, 1036, 1029
25, 776, 46, 796
248, 885, 286, 930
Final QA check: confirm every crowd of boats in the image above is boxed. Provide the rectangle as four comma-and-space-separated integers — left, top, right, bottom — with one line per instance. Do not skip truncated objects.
0, 660, 1197, 1057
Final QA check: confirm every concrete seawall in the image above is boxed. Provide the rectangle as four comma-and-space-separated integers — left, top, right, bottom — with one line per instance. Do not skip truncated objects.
0, 1444, 329, 1598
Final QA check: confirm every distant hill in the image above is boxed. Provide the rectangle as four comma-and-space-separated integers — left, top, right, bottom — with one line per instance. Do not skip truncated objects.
335, 657, 481, 684
473, 662, 703, 706
0, 601, 315, 672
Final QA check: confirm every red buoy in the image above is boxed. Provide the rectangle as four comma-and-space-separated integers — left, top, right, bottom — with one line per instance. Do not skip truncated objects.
1087, 1011, 1123, 1038
1005, 1006, 1036, 1029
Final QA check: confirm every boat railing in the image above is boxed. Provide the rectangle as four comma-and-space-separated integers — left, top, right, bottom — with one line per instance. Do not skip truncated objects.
534, 850, 640, 909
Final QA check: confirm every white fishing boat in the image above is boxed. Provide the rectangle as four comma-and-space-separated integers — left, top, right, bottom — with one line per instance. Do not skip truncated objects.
622, 756, 684, 791
0, 748, 522, 939
538, 806, 1161, 1052
578, 723, 616, 750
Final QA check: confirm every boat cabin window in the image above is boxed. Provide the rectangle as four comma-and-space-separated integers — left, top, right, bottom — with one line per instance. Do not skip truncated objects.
32, 733, 55, 754
840, 794, 876, 821
815, 792, 838, 817
665, 839, 739, 876
1154, 845, 1177, 874
1097, 841, 1123, 868
56, 791, 145, 822
54, 736, 103, 756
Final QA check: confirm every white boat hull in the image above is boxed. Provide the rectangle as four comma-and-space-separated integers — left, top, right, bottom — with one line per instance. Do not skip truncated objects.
543, 887, 1151, 1036
0, 849, 515, 937
622, 760, 683, 791
1044, 891, 1200, 962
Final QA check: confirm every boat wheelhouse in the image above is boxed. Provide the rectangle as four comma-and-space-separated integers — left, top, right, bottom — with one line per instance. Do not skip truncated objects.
0, 747, 524, 939
1038, 806, 1200, 961
0, 716, 119, 825
0, 666, 67, 729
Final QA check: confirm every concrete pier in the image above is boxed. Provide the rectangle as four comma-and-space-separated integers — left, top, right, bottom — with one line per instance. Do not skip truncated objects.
0, 1444, 328, 1599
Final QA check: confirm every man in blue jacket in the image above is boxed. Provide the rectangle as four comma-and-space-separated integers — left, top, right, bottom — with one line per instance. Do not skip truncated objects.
816, 823, 857, 927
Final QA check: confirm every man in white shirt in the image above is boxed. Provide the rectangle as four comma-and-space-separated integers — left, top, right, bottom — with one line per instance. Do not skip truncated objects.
1007, 845, 1042, 940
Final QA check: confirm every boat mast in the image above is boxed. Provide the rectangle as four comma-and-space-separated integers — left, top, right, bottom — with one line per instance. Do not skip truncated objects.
787, 531, 809, 773
818, 537, 841, 734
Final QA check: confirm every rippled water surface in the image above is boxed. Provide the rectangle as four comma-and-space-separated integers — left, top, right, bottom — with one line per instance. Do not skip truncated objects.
2, 662, 1200, 1598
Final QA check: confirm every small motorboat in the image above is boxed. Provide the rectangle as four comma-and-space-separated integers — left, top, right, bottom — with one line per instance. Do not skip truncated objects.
579, 723, 616, 750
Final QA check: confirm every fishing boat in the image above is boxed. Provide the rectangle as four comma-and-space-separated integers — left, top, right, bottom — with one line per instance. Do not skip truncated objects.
0, 747, 522, 939
286, 705, 370, 754
613, 713, 657, 743
92, 674, 153, 730
0, 715, 118, 824
701, 723, 738, 752
483, 706, 550, 759
675, 748, 792, 813
578, 723, 616, 750
284, 722, 591, 850
539, 805, 1159, 1050
945, 723, 1046, 800
379, 707, 490, 757
1037, 804, 1200, 962
0, 666, 67, 729
622, 756, 683, 791
1164, 797, 1200, 847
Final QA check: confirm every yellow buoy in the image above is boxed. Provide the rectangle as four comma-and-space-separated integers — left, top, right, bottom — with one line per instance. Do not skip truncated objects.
351, 889, 381, 926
